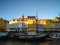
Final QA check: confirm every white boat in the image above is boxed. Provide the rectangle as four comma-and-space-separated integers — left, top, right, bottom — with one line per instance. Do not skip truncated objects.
50, 33, 60, 38
0, 31, 8, 40
18, 31, 47, 41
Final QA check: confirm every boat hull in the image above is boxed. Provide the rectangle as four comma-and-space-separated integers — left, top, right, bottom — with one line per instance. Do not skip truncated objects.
18, 35, 46, 41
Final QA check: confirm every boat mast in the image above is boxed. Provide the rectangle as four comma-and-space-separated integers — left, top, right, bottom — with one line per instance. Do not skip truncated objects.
58, 13, 60, 17
36, 11, 38, 33
22, 14, 24, 32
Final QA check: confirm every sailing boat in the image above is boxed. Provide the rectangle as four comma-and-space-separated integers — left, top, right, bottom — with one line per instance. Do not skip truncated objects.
18, 13, 47, 41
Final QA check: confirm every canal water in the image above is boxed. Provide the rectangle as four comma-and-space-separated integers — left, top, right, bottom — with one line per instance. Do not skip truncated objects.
0, 38, 60, 45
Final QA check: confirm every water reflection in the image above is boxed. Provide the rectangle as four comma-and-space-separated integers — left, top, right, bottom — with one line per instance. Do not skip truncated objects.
0, 40, 50, 45
0, 39, 60, 45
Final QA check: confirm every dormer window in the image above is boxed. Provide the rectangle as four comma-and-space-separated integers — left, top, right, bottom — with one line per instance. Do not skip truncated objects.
13, 19, 15, 21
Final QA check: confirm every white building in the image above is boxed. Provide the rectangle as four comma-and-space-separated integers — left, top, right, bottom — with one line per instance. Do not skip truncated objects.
9, 18, 18, 24
8, 22, 28, 31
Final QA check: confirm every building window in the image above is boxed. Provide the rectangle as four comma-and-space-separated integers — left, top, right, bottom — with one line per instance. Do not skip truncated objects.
13, 19, 15, 21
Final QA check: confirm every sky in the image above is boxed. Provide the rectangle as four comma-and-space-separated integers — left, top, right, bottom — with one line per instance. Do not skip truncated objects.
0, 0, 60, 20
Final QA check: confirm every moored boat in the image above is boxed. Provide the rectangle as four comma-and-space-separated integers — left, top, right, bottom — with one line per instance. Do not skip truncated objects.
18, 31, 47, 41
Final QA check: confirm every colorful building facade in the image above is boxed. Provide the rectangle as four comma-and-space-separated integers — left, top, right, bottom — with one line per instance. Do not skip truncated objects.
9, 16, 60, 31
0, 18, 9, 31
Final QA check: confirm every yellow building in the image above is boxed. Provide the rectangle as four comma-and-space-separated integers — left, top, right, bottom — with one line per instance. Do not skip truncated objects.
43, 19, 54, 28
27, 16, 36, 31
52, 17, 59, 23
43, 22, 55, 28
37, 19, 46, 24
27, 19, 36, 31
0, 18, 9, 31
